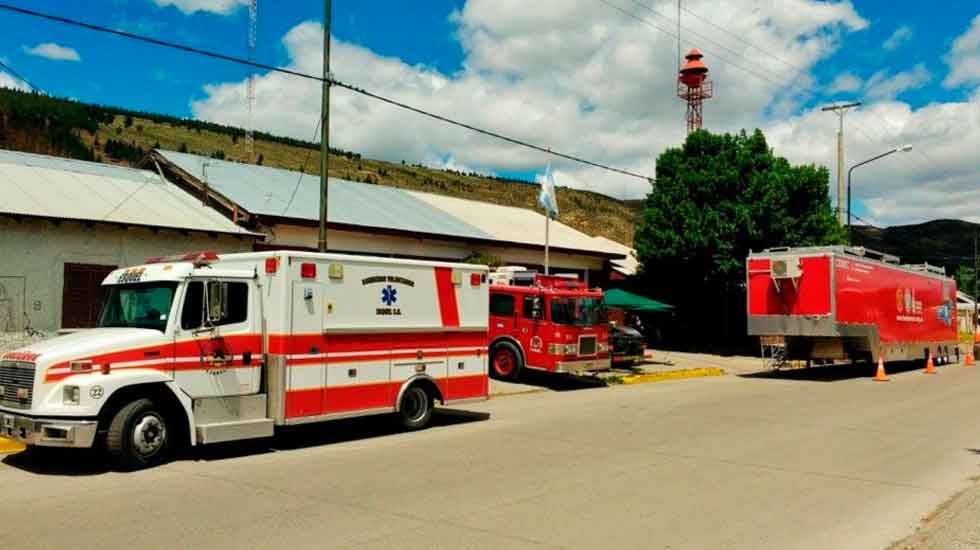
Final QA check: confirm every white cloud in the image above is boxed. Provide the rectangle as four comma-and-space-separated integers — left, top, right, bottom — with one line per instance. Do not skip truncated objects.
192, 0, 869, 204
22, 43, 80, 62
864, 63, 931, 99
0, 72, 31, 92
827, 73, 862, 94
765, 92, 980, 226
945, 14, 980, 88
150, 0, 247, 15
883, 25, 913, 51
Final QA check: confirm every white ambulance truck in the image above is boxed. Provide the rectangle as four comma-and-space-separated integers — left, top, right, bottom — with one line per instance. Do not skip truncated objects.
0, 251, 489, 470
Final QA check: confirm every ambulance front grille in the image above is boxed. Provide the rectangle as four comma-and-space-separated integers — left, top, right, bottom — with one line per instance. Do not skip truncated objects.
0, 361, 35, 410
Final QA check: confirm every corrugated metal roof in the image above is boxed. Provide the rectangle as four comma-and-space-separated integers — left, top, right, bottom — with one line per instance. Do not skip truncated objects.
410, 192, 620, 256
157, 150, 494, 241
0, 149, 258, 236
592, 236, 639, 276
155, 149, 624, 257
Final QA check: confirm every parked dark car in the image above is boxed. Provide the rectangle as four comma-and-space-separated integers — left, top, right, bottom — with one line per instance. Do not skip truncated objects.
609, 324, 645, 366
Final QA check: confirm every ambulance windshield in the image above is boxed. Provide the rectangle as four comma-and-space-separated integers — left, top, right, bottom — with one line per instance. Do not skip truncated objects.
550, 297, 604, 326
97, 282, 179, 332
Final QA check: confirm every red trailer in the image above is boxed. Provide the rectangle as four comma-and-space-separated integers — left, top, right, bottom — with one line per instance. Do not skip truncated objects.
747, 246, 959, 365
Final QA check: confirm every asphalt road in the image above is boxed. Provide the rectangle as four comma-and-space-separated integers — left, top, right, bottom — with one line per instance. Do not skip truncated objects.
4, 362, 980, 550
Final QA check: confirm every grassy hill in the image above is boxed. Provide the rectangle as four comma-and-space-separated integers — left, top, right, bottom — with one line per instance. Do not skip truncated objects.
0, 88, 642, 245
852, 220, 979, 289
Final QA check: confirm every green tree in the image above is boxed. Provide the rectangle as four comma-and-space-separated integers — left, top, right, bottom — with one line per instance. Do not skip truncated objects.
955, 265, 977, 298
634, 129, 844, 349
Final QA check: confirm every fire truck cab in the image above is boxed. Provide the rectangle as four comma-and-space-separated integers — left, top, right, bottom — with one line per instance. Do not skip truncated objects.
487, 267, 609, 380
0, 251, 489, 470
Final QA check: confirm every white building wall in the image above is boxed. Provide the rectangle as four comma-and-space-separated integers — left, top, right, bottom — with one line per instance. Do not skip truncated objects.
0, 218, 254, 333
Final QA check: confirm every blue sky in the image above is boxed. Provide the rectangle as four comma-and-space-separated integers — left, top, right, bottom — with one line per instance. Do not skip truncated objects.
2, 1, 980, 225
1, 0, 973, 114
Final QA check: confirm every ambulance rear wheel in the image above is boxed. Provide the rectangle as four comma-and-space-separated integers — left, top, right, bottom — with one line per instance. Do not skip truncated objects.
106, 398, 172, 471
399, 385, 433, 430
491, 342, 523, 381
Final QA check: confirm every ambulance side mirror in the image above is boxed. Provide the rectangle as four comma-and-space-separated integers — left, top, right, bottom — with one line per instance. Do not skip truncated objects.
205, 280, 228, 325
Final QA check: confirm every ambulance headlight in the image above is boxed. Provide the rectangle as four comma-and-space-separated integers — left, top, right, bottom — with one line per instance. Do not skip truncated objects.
63, 385, 81, 405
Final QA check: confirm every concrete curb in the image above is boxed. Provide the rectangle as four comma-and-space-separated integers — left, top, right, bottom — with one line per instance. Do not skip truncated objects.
0, 437, 25, 455
620, 367, 726, 385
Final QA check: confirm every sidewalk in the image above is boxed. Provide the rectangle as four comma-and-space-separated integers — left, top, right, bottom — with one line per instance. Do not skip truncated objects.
891, 475, 980, 549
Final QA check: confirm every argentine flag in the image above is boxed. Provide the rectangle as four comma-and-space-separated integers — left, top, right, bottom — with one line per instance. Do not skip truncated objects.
538, 166, 559, 219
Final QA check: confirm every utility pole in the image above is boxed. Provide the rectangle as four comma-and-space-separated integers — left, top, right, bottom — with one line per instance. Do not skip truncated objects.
821, 101, 860, 225
317, 0, 332, 252
974, 230, 978, 338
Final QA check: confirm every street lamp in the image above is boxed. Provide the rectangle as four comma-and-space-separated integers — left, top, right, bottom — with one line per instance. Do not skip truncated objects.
847, 144, 912, 243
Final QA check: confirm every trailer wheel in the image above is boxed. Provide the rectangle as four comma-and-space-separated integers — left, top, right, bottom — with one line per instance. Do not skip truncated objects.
106, 398, 172, 471
490, 341, 523, 381
398, 385, 433, 430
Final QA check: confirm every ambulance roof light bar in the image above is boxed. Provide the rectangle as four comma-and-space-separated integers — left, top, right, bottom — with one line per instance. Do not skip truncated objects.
145, 251, 220, 266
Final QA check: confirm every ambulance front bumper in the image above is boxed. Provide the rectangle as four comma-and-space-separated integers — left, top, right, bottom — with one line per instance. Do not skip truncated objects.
554, 357, 610, 374
0, 410, 98, 448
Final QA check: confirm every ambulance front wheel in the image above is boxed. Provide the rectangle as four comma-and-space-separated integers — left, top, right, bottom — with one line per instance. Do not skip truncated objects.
490, 341, 523, 381
106, 398, 173, 471
399, 385, 434, 430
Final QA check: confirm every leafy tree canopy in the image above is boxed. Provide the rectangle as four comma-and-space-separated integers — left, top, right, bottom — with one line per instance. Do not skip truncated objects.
633, 129, 844, 347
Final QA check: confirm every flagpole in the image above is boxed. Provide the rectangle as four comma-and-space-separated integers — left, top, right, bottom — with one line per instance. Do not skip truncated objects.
545, 215, 550, 275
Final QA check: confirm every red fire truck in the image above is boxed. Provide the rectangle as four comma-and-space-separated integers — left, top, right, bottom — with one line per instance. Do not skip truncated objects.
487, 267, 610, 380
747, 246, 959, 365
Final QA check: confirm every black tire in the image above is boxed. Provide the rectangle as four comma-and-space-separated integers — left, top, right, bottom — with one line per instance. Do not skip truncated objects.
106, 398, 172, 471
398, 385, 434, 430
490, 341, 524, 381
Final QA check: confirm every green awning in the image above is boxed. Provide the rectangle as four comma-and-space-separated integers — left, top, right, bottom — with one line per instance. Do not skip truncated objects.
603, 288, 674, 312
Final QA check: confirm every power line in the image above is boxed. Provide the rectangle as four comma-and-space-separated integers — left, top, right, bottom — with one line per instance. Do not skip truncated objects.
0, 58, 38, 91
0, 2, 651, 182
599, 0, 798, 91
677, 4, 801, 74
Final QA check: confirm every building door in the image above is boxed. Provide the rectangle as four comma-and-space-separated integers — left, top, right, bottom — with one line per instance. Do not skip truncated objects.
62, 263, 117, 328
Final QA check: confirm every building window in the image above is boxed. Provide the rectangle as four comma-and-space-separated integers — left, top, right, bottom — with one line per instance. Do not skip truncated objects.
62, 263, 117, 328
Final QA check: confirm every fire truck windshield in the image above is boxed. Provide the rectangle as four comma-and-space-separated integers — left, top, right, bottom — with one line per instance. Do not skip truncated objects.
550, 297, 604, 326
97, 282, 179, 332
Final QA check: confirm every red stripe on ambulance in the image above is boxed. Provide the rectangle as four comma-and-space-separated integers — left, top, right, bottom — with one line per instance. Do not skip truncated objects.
434, 267, 461, 327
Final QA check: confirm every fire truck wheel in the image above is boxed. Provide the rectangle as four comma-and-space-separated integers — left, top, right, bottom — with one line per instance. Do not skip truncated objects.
490, 342, 523, 381
106, 398, 172, 471
399, 385, 433, 430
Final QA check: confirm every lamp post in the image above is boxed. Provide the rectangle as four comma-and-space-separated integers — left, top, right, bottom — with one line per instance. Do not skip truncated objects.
847, 144, 912, 243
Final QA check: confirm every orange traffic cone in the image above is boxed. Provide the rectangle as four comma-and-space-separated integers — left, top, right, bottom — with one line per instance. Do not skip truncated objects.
873, 355, 889, 382
925, 351, 937, 375
966, 351, 975, 367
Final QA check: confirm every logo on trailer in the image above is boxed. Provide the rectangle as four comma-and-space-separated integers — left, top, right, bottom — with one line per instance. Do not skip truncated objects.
937, 301, 953, 327
896, 287, 924, 322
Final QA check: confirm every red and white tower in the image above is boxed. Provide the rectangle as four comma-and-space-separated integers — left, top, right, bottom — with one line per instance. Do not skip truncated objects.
677, 48, 713, 134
